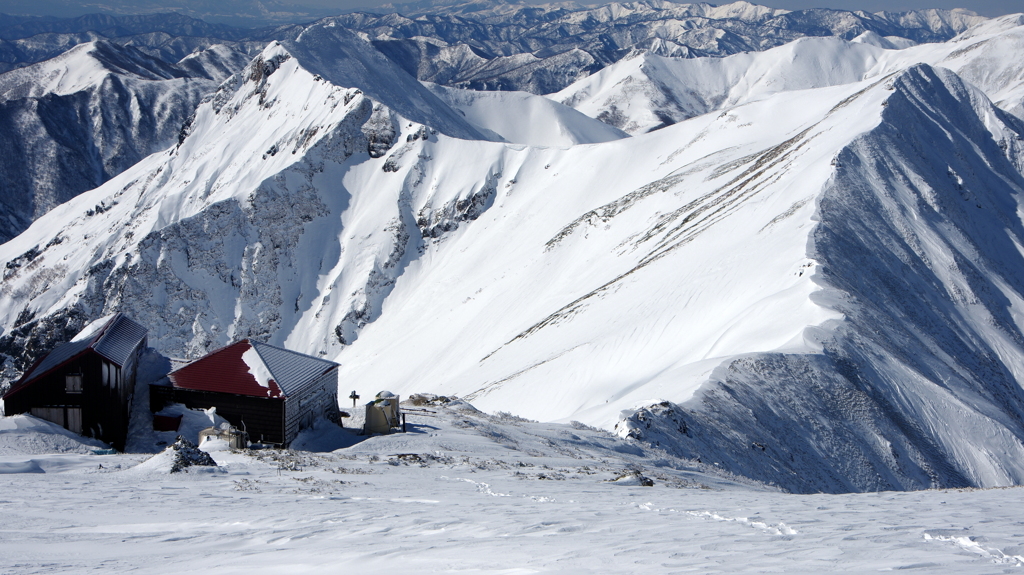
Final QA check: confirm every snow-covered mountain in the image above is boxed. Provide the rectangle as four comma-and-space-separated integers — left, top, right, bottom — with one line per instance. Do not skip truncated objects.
425, 82, 628, 145
0, 13, 266, 74
554, 15, 1024, 134
347, 0, 986, 94
0, 40, 250, 243
5, 9, 1024, 493
0, 2, 988, 92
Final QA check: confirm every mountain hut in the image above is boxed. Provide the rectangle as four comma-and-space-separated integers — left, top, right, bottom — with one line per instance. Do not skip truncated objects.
150, 340, 340, 446
2, 313, 148, 451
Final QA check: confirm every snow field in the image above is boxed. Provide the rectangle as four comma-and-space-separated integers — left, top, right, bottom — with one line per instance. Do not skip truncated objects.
0, 402, 1023, 573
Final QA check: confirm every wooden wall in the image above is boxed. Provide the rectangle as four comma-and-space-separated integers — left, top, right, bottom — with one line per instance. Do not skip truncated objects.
5, 339, 145, 451
151, 386, 287, 445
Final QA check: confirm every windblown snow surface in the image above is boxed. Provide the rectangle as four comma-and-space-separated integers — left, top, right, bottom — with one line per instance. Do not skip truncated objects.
6, 14, 1024, 496
425, 82, 629, 146
2, 400, 1024, 573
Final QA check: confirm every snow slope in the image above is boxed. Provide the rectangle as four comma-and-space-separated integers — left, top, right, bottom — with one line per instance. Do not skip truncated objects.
553, 14, 1024, 134
425, 82, 628, 146
5, 20, 1024, 493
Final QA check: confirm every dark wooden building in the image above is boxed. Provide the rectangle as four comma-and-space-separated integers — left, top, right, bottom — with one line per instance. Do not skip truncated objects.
150, 340, 340, 446
2, 313, 147, 451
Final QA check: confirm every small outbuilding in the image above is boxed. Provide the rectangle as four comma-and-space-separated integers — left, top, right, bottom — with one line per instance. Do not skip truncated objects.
364, 390, 404, 434
2, 313, 148, 451
150, 340, 340, 446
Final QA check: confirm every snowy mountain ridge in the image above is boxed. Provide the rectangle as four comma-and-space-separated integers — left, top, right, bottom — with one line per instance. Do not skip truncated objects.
0, 29, 502, 365
554, 14, 1024, 134
4, 11, 1024, 493
0, 2, 998, 239
0, 40, 248, 244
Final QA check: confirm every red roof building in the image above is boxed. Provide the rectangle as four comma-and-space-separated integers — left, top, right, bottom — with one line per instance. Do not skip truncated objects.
151, 340, 340, 446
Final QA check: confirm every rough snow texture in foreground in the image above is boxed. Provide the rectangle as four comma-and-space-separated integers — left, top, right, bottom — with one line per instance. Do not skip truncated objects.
1, 402, 1023, 573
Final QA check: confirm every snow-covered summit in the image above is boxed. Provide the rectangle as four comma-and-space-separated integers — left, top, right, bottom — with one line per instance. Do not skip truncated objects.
272, 21, 485, 140
0, 33, 498, 364
0, 39, 242, 243
552, 37, 888, 134
0, 40, 187, 102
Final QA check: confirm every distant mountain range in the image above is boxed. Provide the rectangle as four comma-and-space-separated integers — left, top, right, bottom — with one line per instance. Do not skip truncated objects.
4, 2, 1024, 493
0, 3, 987, 87
0, 40, 249, 244
0, 2, 993, 243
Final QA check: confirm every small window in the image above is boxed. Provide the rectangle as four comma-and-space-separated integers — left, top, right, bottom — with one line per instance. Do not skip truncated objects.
65, 374, 83, 394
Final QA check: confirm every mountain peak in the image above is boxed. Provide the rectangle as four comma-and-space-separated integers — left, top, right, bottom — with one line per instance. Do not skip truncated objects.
0, 40, 184, 102
275, 21, 483, 140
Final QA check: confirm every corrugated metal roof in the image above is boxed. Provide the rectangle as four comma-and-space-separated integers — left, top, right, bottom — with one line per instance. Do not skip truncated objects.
168, 340, 336, 399
250, 341, 338, 397
4, 313, 148, 399
169, 341, 283, 398
13, 338, 94, 387
93, 314, 147, 367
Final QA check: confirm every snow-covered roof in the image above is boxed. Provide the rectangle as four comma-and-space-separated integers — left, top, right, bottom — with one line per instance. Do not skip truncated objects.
4, 313, 147, 398
168, 340, 338, 399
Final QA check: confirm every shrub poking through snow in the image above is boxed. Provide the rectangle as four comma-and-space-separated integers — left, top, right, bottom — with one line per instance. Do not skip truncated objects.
407, 393, 455, 406
168, 437, 217, 473
609, 470, 655, 486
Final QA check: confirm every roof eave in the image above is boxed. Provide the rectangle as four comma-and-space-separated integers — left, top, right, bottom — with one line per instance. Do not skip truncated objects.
2, 347, 96, 401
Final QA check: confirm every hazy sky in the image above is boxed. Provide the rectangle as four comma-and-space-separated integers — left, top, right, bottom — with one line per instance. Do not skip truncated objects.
292, 0, 1021, 17
751, 0, 1020, 16
4, 0, 1021, 21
